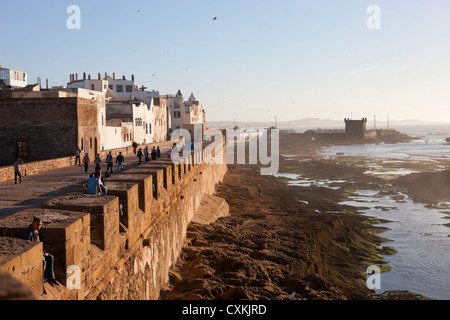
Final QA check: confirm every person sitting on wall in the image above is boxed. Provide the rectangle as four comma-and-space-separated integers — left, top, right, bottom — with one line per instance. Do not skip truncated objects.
89, 166, 107, 194
82, 171, 105, 196
20, 217, 57, 293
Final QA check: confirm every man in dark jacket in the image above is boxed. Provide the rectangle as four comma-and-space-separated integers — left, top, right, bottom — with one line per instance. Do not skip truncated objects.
20, 217, 57, 288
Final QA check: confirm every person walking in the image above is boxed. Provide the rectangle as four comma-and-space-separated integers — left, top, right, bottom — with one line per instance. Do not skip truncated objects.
137, 148, 143, 165
157, 146, 161, 158
94, 153, 101, 167
116, 152, 124, 173
144, 146, 149, 163
75, 147, 81, 165
13, 158, 24, 184
106, 151, 113, 174
83, 153, 90, 173
151, 146, 157, 160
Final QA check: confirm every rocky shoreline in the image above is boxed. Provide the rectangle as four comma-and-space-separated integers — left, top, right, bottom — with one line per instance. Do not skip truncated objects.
160, 132, 437, 300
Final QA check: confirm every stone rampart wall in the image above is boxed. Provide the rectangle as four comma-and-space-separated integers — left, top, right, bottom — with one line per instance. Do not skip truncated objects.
0, 138, 227, 300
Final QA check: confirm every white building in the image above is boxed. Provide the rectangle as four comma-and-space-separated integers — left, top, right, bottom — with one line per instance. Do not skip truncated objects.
163, 90, 206, 138
0, 66, 27, 89
67, 72, 171, 146
106, 98, 155, 147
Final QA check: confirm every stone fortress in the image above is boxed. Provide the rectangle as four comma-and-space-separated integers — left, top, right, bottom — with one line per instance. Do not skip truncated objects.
0, 65, 228, 300
0, 137, 228, 300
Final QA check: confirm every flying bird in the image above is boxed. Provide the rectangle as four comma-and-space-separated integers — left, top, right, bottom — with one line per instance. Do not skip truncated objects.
213, 17, 217, 20
137, 10, 141, 13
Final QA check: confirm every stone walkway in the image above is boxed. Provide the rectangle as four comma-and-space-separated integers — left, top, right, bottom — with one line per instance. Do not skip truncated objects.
0, 147, 172, 219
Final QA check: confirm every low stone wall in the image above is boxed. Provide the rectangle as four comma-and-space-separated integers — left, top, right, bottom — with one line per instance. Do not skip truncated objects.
0, 138, 228, 300
0, 157, 73, 184
0, 139, 182, 184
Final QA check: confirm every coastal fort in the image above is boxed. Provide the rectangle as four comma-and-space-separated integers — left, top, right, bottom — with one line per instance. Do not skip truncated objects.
0, 65, 414, 301
0, 66, 228, 300
0, 137, 228, 300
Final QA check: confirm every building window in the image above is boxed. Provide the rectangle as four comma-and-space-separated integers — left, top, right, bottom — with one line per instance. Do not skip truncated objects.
126, 85, 133, 93
81, 138, 84, 150
91, 84, 95, 90
0, 70, 10, 80
149, 124, 152, 134
17, 140, 27, 158
116, 85, 123, 92
174, 111, 181, 118
90, 137, 92, 149
185, 105, 190, 113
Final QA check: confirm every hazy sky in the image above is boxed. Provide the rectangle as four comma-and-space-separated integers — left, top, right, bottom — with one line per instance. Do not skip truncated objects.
1, 0, 450, 123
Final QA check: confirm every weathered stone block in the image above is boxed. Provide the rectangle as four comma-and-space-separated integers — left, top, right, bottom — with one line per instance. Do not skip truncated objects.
41, 195, 118, 252
192, 194, 230, 225
106, 174, 153, 214
120, 168, 163, 201
145, 164, 172, 191
0, 208, 90, 286
0, 237, 43, 297
0, 271, 36, 300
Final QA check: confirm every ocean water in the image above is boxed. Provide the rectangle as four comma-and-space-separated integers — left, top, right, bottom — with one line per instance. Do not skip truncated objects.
341, 191, 450, 300
329, 124, 450, 299
281, 124, 450, 299
317, 124, 450, 161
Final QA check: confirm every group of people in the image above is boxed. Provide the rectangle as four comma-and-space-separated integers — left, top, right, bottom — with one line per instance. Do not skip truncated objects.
136, 145, 160, 165
76, 149, 125, 175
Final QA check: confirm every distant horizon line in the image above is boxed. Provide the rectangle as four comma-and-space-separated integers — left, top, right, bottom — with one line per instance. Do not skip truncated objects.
206, 118, 450, 126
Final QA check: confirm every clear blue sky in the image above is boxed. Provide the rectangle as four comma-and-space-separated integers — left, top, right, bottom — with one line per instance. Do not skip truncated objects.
1, 0, 450, 124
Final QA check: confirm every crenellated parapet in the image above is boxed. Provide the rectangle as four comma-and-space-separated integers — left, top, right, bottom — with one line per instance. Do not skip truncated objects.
0, 137, 228, 300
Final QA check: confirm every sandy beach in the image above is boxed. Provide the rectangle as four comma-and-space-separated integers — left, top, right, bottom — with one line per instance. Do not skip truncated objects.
160, 132, 445, 300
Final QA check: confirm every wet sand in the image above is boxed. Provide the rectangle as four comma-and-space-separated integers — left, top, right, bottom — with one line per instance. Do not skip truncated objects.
161, 133, 435, 300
